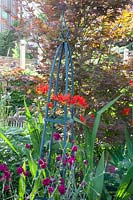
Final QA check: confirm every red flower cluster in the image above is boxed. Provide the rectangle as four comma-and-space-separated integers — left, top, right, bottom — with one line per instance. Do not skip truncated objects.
80, 115, 86, 123
52, 93, 71, 105
36, 84, 49, 95
80, 114, 95, 128
47, 102, 54, 109
51, 93, 88, 108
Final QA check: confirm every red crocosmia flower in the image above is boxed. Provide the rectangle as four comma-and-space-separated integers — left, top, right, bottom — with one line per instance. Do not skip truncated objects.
48, 102, 54, 108
48, 186, 54, 194
23, 171, 30, 177
58, 184, 66, 195
129, 80, 133, 87
90, 113, 95, 119
72, 145, 78, 152
4, 171, 11, 180
0, 164, 8, 172
16, 166, 24, 175
42, 178, 52, 186
80, 115, 86, 123
121, 108, 131, 116
51, 93, 88, 108
36, 84, 49, 95
53, 132, 62, 140
4, 185, 10, 191
58, 93, 71, 105
71, 95, 88, 108
51, 94, 58, 101
53, 93, 71, 105
108, 165, 115, 173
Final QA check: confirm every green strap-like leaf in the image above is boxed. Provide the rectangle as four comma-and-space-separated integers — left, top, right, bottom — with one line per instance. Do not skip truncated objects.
115, 163, 133, 200
0, 132, 19, 155
125, 128, 133, 161
18, 161, 26, 200
92, 152, 105, 200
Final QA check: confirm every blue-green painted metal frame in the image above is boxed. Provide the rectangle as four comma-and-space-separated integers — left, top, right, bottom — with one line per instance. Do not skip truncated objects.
39, 41, 74, 167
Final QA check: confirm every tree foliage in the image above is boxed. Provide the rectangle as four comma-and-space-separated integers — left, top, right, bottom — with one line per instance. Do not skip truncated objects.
14, 0, 132, 99
0, 30, 16, 56
6, 0, 133, 143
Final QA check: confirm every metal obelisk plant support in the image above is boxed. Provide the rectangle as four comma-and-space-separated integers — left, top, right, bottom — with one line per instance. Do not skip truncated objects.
39, 13, 74, 173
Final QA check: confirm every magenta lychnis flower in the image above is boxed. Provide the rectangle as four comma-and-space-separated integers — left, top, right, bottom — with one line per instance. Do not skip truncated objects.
60, 178, 65, 185
67, 156, 75, 166
4, 185, 10, 192
108, 165, 115, 173
42, 178, 52, 186
56, 155, 62, 161
0, 164, 8, 172
72, 145, 78, 152
58, 184, 66, 195
38, 158, 47, 169
38, 158, 45, 165
4, 170, 11, 180
48, 186, 54, 194
0, 176, 4, 181
16, 166, 24, 175
53, 132, 62, 140
23, 171, 30, 177
25, 143, 31, 149
83, 160, 88, 165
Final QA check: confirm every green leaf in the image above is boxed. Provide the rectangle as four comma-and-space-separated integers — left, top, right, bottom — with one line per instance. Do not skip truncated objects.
92, 152, 105, 200
115, 163, 133, 200
125, 128, 133, 162
0, 132, 19, 155
18, 161, 26, 200
24, 98, 32, 119
90, 95, 122, 169
30, 176, 42, 200
24, 99, 41, 157
92, 95, 122, 145
27, 152, 37, 178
